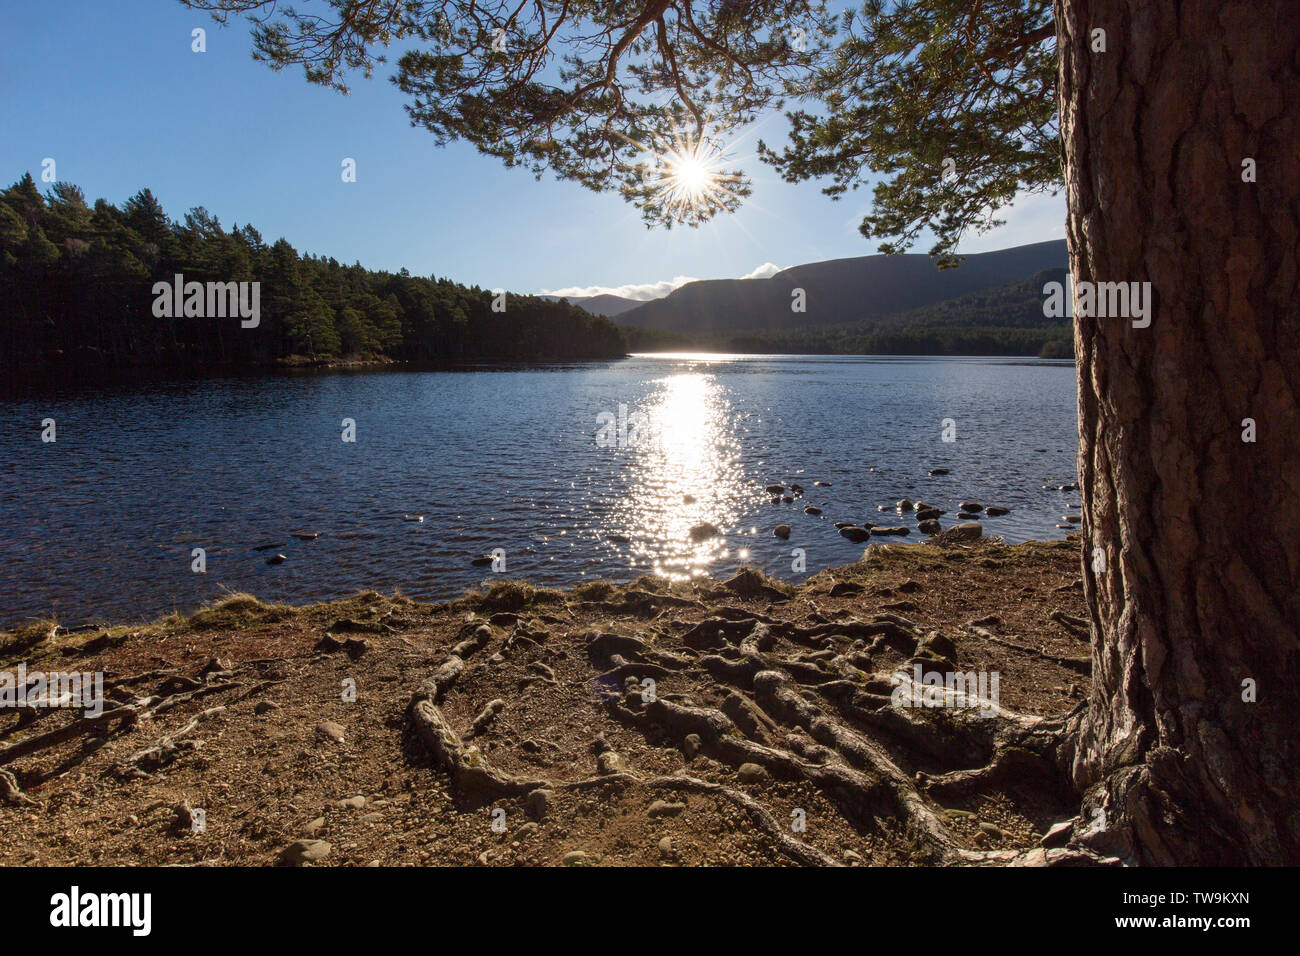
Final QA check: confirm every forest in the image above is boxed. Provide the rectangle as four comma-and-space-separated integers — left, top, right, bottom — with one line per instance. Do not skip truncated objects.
0, 173, 629, 389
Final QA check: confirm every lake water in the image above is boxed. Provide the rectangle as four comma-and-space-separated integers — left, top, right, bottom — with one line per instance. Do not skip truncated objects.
0, 354, 1080, 626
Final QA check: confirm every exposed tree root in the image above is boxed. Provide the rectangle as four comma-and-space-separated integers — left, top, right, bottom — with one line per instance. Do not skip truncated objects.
405, 606, 1109, 866
963, 623, 1091, 674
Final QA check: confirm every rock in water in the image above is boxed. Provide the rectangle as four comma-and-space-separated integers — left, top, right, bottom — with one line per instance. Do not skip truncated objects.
871, 526, 909, 536
918, 519, 942, 535
959, 502, 984, 512
948, 522, 983, 541
689, 522, 720, 542
764, 484, 784, 494
839, 526, 871, 543
985, 506, 1010, 516
929, 468, 950, 475
773, 524, 791, 539
896, 499, 914, 511
266, 553, 287, 565
804, 505, 822, 515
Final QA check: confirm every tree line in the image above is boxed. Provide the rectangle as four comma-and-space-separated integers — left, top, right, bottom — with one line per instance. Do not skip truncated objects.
0, 173, 628, 390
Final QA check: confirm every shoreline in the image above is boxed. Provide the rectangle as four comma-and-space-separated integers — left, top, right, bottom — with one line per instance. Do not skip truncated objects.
0, 535, 1091, 866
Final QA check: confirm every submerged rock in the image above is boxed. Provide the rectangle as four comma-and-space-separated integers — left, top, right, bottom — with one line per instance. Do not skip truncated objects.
871, 526, 909, 536
985, 506, 1010, 516
959, 502, 983, 512
265, 553, 287, 565
689, 522, 721, 542
765, 484, 784, 494
804, 505, 822, 515
929, 468, 950, 475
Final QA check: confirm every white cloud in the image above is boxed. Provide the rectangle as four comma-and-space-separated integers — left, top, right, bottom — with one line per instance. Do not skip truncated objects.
542, 261, 784, 301
740, 262, 782, 279
541, 275, 698, 302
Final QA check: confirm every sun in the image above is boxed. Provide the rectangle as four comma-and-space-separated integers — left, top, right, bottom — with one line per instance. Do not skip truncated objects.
646, 133, 737, 222
667, 154, 714, 199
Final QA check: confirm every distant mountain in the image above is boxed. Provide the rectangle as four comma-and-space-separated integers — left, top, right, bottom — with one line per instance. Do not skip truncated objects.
678, 267, 1074, 357
616, 239, 1068, 333
543, 293, 643, 317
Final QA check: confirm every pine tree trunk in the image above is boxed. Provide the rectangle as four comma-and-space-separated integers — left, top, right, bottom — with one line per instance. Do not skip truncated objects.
1055, 0, 1300, 864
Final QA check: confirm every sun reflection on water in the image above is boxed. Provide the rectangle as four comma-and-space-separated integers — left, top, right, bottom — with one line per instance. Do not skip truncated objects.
609, 372, 753, 582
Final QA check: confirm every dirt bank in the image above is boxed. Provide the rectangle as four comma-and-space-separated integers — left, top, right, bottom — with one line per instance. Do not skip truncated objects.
0, 535, 1093, 866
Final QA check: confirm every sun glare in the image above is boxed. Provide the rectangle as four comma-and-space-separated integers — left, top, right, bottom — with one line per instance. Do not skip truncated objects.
669, 154, 713, 198
648, 133, 736, 221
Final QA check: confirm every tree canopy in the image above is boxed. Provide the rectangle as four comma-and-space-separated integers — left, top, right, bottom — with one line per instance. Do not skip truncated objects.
185, 0, 1059, 259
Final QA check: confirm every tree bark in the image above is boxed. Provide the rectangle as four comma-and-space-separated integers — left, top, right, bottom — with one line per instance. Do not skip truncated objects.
1056, 0, 1300, 864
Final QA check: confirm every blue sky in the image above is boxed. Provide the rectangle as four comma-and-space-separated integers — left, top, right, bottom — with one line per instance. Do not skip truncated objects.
0, 0, 1064, 299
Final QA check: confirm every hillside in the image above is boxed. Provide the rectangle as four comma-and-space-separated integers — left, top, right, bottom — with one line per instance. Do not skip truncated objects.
617, 240, 1068, 334
624, 267, 1075, 357
545, 292, 643, 317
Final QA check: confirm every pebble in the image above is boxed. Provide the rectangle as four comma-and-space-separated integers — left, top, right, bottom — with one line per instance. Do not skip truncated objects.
647, 800, 686, 818
736, 763, 768, 784
596, 751, 624, 774
303, 817, 326, 836
315, 721, 346, 743
562, 850, 591, 867
254, 700, 281, 715
278, 839, 331, 866
339, 795, 366, 810
526, 789, 553, 820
